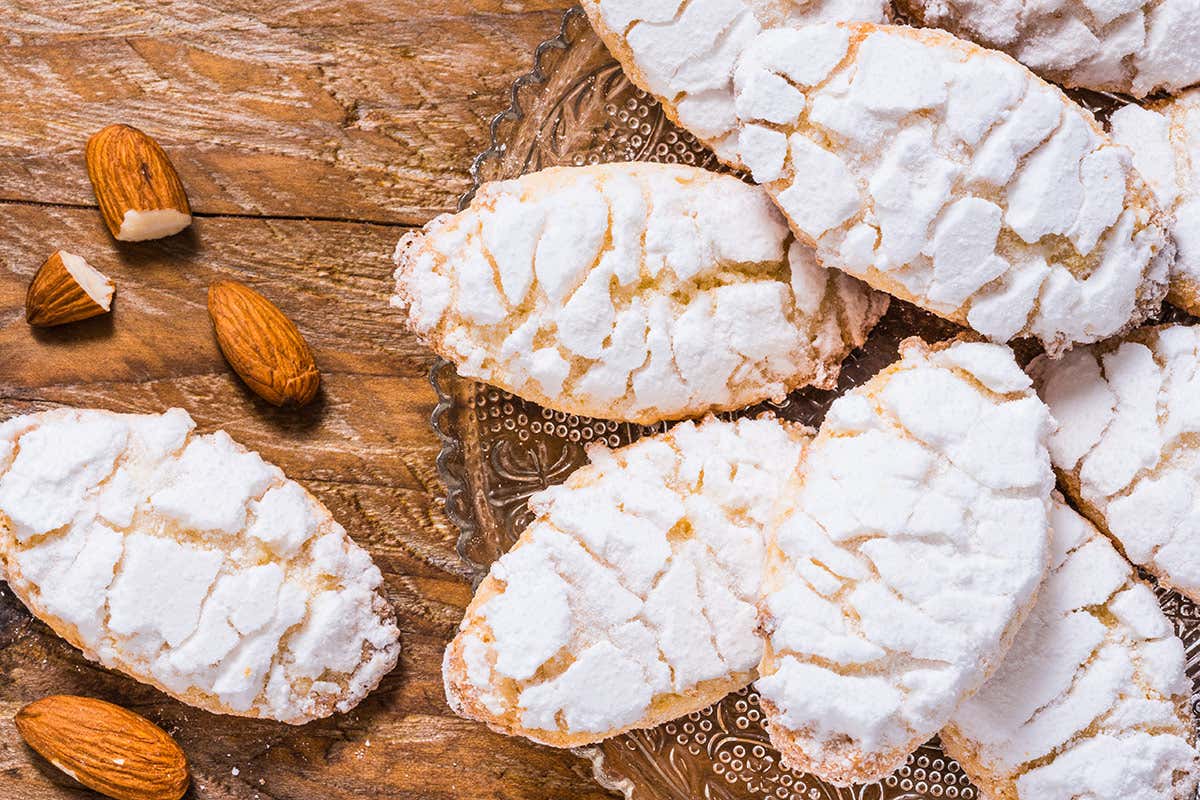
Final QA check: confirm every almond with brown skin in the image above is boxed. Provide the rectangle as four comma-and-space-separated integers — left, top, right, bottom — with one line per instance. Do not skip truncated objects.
86, 124, 192, 241
14, 695, 189, 800
26, 250, 115, 327
208, 280, 321, 407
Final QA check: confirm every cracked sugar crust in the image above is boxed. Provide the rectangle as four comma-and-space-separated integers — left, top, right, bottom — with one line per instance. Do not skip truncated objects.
896, 0, 1200, 98
442, 415, 812, 748
0, 407, 401, 724
585, 16, 1171, 355
1031, 323, 1200, 605
754, 338, 1055, 787
1111, 91, 1200, 317
580, 0, 889, 171
941, 497, 1199, 800
391, 162, 887, 425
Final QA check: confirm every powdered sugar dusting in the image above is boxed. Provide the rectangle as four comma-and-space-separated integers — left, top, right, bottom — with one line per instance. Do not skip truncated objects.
942, 498, 1199, 800
0, 407, 400, 724
733, 24, 1169, 354
1032, 323, 1200, 605
582, 0, 888, 169
1111, 90, 1200, 316
897, 0, 1200, 97
582, 12, 1171, 353
392, 162, 887, 424
443, 415, 811, 746
755, 338, 1054, 786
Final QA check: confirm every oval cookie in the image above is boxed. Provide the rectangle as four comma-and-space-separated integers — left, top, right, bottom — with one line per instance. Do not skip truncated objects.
1031, 323, 1200, 604
443, 415, 811, 747
1111, 91, 1200, 316
942, 498, 1199, 800
0, 408, 400, 724
392, 163, 887, 424
897, 0, 1200, 98
755, 338, 1054, 785
584, 17, 1171, 353
581, 0, 889, 166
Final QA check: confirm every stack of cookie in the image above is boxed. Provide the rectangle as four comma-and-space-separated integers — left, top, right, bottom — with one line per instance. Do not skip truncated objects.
394, 2, 1200, 797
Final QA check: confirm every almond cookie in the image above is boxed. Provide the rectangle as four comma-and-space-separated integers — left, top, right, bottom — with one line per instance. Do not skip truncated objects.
580, 0, 888, 167
942, 498, 1199, 800
1111, 91, 1200, 316
443, 415, 811, 747
392, 163, 887, 425
584, 18, 1171, 354
755, 338, 1055, 786
896, 0, 1200, 98
1031, 323, 1200, 604
0, 408, 400, 724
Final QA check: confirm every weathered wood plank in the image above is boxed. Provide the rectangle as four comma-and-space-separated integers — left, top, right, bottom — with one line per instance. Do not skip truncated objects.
0, 2, 619, 797
0, 204, 423, 381
0, 1, 570, 224
0, 613, 611, 800
0, 201, 614, 796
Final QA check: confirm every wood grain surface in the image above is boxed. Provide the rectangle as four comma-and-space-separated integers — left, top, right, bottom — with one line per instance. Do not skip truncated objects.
0, 3, 615, 798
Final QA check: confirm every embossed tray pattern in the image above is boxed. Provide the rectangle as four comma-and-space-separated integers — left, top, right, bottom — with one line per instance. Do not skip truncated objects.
429, 7, 1200, 799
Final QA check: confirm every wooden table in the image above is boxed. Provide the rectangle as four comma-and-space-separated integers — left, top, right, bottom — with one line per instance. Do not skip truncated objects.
0, 3, 615, 797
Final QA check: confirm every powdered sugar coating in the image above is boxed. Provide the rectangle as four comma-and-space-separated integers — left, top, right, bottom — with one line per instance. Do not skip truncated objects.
1111, 91, 1200, 316
585, 16, 1171, 354
443, 415, 811, 747
581, 0, 888, 166
942, 498, 1199, 800
392, 163, 886, 424
0, 408, 400, 724
1031, 323, 1200, 604
897, 0, 1200, 98
755, 338, 1054, 786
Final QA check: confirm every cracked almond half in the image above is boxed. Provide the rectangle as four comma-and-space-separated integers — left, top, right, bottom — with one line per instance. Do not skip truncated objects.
15, 694, 189, 800
26, 250, 115, 327
86, 124, 192, 242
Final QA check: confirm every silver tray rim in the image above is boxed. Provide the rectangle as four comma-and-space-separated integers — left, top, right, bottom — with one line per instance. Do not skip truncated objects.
426, 7, 634, 795
430, 6, 588, 579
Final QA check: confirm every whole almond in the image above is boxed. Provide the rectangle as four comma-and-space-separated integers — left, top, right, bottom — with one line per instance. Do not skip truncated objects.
208, 280, 321, 407
15, 695, 189, 800
86, 124, 192, 241
26, 250, 115, 327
